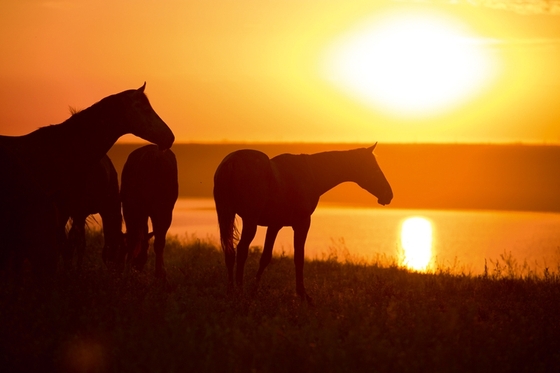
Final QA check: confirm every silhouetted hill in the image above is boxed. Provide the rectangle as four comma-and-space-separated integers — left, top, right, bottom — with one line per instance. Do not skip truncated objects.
108, 143, 560, 212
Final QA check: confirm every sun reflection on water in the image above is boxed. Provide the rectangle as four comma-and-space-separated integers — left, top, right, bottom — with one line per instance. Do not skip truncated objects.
400, 217, 433, 271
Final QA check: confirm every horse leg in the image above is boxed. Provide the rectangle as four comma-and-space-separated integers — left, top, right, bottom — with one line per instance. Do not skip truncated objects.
235, 220, 257, 290
76, 223, 86, 270
58, 217, 71, 271
69, 216, 86, 270
293, 217, 312, 303
133, 223, 150, 271
100, 208, 123, 266
115, 231, 130, 273
117, 224, 138, 273
225, 247, 235, 293
152, 212, 172, 279
256, 225, 281, 282
122, 206, 149, 271
153, 231, 167, 279
29, 199, 59, 282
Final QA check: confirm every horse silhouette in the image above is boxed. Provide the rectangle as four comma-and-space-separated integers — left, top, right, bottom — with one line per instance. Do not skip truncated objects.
213, 144, 393, 302
58, 155, 123, 269
0, 83, 174, 276
119, 144, 178, 278
0, 149, 58, 277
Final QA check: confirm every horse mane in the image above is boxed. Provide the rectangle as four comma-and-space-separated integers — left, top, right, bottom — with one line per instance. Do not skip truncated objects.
33, 95, 114, 135
69, 106, 82, 116
33, 88, 150, 139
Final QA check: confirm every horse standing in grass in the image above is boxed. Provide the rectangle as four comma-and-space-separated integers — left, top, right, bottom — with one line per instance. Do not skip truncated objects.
119, 144, 178, 278
213, 144, 393, 302
0, 83, 174, 277
58, 155, 123, 269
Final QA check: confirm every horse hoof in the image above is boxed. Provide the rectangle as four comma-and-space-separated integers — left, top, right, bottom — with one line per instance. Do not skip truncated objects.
155, 269, 166, 280
305, 294, 315, 306
297, 289, 314, 305
132, 259, 146, 272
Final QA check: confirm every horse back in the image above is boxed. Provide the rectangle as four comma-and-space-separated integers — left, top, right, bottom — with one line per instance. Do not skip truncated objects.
121, 145, 178, 213
214, 150, 320, 225
0, 132, 91, 197
267, 153, 320, 218
214, 149, 274, 220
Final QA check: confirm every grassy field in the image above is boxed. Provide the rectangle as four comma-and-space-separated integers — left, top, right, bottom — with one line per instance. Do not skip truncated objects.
1, 231, 560, 373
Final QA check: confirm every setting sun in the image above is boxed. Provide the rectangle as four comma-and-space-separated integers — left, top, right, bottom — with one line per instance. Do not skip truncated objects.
3, 1, 560, 370
322, 10, 500, 118
400, 216, 433, 271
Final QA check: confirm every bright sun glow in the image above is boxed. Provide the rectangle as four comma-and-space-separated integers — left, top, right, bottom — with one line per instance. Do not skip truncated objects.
322, 10, 500, 117
400, 217, 433, 271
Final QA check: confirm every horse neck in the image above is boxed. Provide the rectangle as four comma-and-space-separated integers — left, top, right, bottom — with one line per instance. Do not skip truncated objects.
21, 102, 125, 194
306, 151, 356, 196
53, 103, 124, 162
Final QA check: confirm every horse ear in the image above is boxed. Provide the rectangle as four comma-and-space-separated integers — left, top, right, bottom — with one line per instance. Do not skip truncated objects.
367, 143, 378, 153
138, 82, 146, 93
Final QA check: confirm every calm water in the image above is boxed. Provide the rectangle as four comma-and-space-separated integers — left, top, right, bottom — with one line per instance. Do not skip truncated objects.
163, 198, 560, 275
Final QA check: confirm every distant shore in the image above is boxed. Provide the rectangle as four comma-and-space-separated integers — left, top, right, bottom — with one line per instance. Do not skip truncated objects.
109, 143, 560, 212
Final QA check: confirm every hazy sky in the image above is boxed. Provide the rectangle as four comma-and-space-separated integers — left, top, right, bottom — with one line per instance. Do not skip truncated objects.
1, 0, 560, 143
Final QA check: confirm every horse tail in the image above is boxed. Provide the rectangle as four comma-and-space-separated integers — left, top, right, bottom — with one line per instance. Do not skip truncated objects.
213, 161, 238, 255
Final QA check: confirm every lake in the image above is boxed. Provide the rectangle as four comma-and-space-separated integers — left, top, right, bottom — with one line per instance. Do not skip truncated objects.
164, 198, 560, 276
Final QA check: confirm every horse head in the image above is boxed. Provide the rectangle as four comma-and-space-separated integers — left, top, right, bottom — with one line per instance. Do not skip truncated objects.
120, 83, 175, 150
353, 143, 393, 206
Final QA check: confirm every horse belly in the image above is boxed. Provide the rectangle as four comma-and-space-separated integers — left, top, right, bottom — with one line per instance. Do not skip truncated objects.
255, 199, 308, 227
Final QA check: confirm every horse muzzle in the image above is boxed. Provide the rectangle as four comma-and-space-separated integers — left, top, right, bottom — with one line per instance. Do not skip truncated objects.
157, 131, 175, 151
377, 195, 393, 206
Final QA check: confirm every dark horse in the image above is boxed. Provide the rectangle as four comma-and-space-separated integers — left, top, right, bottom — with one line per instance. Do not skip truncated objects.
58, 155, 123, 269
119, 144, 178, 278
0, 83, 174, 277
213, 145, 393, 301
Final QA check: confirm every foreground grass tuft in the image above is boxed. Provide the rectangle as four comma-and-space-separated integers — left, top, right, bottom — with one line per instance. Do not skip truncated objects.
1, 231, 560, 372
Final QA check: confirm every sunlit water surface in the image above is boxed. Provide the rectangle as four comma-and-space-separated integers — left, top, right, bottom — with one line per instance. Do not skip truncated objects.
121, 198, 560, 275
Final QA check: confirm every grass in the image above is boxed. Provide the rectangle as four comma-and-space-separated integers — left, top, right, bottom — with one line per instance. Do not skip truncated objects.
1, 231, 560, 372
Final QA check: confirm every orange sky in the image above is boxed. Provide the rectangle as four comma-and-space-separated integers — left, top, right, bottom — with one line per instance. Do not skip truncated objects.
1, 0, 560, 144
